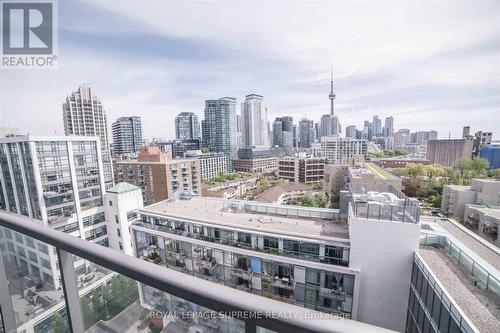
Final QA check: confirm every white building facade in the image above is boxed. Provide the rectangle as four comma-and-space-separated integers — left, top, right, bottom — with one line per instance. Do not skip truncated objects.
105, 182, 143, 255
185, 150, 229, 181
0, 136, 108, 289
321, 136, 368, 165
241, 94, 269, 148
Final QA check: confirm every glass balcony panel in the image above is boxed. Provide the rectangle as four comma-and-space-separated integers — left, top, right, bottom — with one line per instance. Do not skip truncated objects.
68, 256, 247, 333
0, 227, 69, 333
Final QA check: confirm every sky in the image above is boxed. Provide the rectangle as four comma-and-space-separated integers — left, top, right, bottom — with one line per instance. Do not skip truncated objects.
1, 0, 500, 140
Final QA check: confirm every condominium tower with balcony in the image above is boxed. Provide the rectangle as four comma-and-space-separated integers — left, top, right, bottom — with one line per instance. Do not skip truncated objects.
131, 184, 422, 332
63, 85, 114, 188
0, 136, 109, 289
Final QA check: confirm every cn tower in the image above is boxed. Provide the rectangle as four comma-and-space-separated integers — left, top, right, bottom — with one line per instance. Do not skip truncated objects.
329, 67, 336, 116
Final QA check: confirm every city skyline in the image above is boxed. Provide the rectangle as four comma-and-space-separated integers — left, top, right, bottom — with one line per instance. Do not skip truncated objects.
1, 1, 500, 140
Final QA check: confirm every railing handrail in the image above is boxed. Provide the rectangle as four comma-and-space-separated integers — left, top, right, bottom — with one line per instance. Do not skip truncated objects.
348, 183, 420, 224
0, 212, 393, 333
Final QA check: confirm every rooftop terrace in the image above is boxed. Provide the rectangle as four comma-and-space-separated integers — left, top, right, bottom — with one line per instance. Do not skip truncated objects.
364, 162, 399, 180
349, 185, 420, 224
141, 197, 349, 241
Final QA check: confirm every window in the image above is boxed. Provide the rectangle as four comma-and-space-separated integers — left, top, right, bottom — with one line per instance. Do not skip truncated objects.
115, 215, 119, 224
55, 222, 79, 234
26, 237, 36, 248
263, 237, 278, 249
15, 232, 23, 243
41, 258, 51, 269
42, 272, 53, 285
305, 287, 317, 305
305, 268, 320, 285
17, 246, 26, 257
109, 200, 113, 206
126, 211, 137, 220
83, 212, 105, 227
28, 251, 37, 263
117, 228, 121, 237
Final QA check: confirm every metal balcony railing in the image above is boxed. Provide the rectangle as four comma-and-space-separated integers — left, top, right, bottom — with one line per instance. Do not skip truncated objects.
419, 232, 500, 298
348, 184, 420, 224
0, 212, 393, 333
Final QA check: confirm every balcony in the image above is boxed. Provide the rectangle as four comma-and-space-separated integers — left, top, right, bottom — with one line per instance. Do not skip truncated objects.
232, 267, 252, 279
0, 212, 392, 333
319, 287, 347, 300
271, 277, 294, 290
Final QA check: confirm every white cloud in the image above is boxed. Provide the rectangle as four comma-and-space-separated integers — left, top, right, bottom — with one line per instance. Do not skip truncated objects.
1, 1, 499, 140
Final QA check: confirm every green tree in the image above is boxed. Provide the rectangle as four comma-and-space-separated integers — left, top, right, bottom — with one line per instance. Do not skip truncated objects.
213, 172, 226, 183
406, 163, 424, 182
424, 165, 444, 184
469, 157, 489, 178
443, 166, 454, 184
201, 147, 210, 153
90, 289, 103, 321
402, 178, 418, 197
369, 152, 384, 159
314, 192, 327, 208
80, 295, 96, 329
310, 182, 324, 190
259, 177, 271, 190
456, 158, 472, 184
102, 283, 111, 319
52, 312, 66, 333
330, 193, 339, 204
392, 167, 408, 177
395, 149, 408, 156
428, 195, 442, 208
301, 194, 316, 207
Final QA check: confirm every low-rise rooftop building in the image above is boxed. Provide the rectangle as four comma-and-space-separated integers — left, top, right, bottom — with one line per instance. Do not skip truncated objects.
232, 156, 278, 174
255, 182, 316, 205
349, 162, 402, 193
441, 179, 500, 219
114, 147, 201, 205
277, 155, 325, 184
184, 150, 228, 181
464, 204, 500, 247
201, 175, 258, 199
